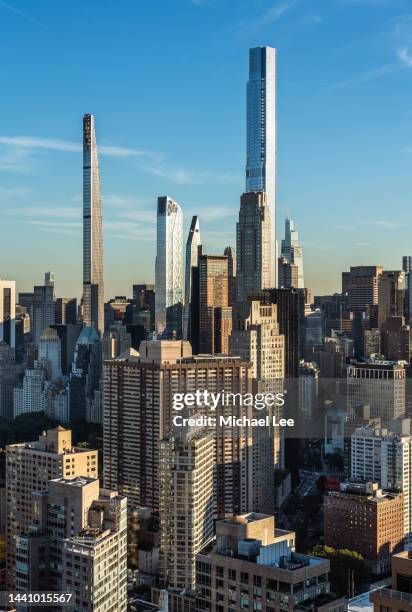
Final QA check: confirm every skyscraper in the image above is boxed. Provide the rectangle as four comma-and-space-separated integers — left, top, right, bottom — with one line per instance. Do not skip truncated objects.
0, 342, 19, 420
0, 279, 15, 348
352, 424, 412, 546
347, 360, 406, 422
236, 192, 273, 301
38, 326, 62, 381
224, 246, 237, 305
402, 256, 412, 273
246, 46, 276, 286
230, 300, 285, 511
184, 215, 201, 339
280, 217, 304, 288
197, 253, 232, 354
6, 426, 98, 589
82, 113, 104, 336
15, 477, 127, 611
155, 196, 184, 338
342, 266, 383, 311
159, 433, 214, 590
103, 340, 252, 517
32, 282, 55, 345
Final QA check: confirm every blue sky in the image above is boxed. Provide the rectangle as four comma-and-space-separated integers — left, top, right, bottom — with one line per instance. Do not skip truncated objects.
1, 0, 412, 298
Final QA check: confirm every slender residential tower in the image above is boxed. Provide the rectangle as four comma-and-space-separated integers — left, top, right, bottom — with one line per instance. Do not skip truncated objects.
155, 196, 184, 338
183, 215, 201, 339
82, 114, 104, 336
246, 46, 276, 286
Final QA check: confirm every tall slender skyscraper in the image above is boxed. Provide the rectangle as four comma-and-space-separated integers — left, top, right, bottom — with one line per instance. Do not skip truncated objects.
246, 46, 276, 286
281, 217, 304, 288
183, 215, 201, 339
155, 196, 184, 338
82, 114, 104, 336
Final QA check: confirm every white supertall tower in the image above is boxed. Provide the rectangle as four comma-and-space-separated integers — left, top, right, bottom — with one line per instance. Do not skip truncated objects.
155, 196, 184, 339
246, 46, 277, 286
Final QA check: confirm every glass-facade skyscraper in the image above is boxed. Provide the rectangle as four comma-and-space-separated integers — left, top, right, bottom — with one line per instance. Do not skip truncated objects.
246, 46, 276, 286
155, 196, 184, 338
82, 114, 104, 336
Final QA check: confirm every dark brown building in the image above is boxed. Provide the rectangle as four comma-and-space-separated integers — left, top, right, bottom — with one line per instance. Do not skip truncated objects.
324, 483, 404, 576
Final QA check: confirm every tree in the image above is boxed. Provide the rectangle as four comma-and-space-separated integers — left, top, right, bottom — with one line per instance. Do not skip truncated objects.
311, 544, 370, 595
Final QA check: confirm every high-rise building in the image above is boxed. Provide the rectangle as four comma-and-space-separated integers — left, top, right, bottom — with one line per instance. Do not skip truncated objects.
69, 325, 101, 422
347, 360, 406, 422
155, 196, 184, 339
159, 433, 214, 590
0, 342, 19, 420
50, 323, 83, 375
132, 283, 155, 330
249, 288, 305, 378
55, 297, 77, 325
194, 513, 345, 611
197, 253, 232, 354
15, 477, 127, 611
280, 217, 304, 289
324, 482, 404, 575
378, 270, 406, 327
18, 292, 34, 313
230, 300, 285, 512
278, 256, 299, 289
236, 192, 273, 301
102, 322, 132, 360
13, 359, 49, 418
184, 216, 202, 340
343, 266, 383, 311
230, 300, 284, 383
82, 113, 104, 336
224, 246, 237, 306
319, 337, 346, 378
6, 426, 98, 589
246, 46, 276, 286
305, 309, 324, 353
403, 256, 412, 273
44, 271, 55, 287
364, 328, 382, 358
32, 282, 55, 345
0, 279, 16, 348
381, 316, 410, 361
103, 340, 252, 517
352, 425, 412, 546
38, 327, 62, 381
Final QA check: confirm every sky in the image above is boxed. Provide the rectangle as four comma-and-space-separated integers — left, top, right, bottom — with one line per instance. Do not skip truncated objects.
1, 0, 412, 298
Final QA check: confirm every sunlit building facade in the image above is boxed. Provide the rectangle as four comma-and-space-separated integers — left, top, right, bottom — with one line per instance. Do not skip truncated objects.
82, 113, 104, 336
155, 196, 184, 338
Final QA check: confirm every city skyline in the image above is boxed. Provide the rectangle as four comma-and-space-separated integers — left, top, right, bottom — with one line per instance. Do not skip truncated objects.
2, 0, 412, 298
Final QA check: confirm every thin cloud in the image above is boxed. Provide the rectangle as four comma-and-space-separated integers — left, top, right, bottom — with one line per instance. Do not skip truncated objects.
398, 48, 412, 68
27, 220, 81, 228
0, 186, 31, 196
0, 136, 155, 158
0, 0, 44, 27
254, 0, 300, 27
143, 163, 240, 186
186, 206, 236, 221
4, 206, 79, 219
